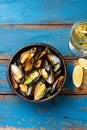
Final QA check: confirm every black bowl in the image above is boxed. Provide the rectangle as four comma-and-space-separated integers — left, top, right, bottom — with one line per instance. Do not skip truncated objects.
7, 43, 67, 103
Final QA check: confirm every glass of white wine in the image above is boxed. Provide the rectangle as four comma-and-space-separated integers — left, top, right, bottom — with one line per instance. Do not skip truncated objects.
69, 21, 87, 56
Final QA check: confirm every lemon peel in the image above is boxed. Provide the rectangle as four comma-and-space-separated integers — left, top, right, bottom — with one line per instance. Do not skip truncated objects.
78, 58, 87, 70
73, 65, 83, 88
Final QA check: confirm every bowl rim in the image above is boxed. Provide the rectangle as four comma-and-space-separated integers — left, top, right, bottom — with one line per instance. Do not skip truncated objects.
7, 42, 67, 103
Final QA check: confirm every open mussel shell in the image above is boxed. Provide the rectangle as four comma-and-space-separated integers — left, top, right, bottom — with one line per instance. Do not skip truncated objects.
47, 54, 61, 72
34, 81, 46, 101
11, 64, 24, 84
51, 79, 59, 94
24, 70, 40, 85
11, 76, 19, 89
26, 85, 33, 96
7, 43, 66, 103
26, 84, 35, 97
41, 65, 55, 84
41, 68, 48, 79
18, 84, 28, 96
20, 47, 37, 64
24, 57, 34, 74
46, 69, 55, 84
19, 84, 28, 93
51, 76, 64, 94
34, 48, 47, 61
34, 60, 42, 68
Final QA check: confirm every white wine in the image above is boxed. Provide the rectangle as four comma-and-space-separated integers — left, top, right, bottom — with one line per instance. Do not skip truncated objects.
69, 21, 87, 56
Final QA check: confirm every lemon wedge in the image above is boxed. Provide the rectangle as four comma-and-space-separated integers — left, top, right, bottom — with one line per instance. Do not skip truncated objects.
78, 58, 87, 70
73, 65, 83, 88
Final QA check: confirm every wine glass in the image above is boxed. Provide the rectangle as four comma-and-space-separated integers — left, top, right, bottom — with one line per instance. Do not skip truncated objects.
69, 21, 87, 57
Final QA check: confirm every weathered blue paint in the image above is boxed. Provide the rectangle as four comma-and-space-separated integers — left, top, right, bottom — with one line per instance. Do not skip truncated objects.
0, 26, 71, 55
64, 62, 74, 92
0, 95, 87, 129
0, 64, 11, 92
0, 0, 87, 24
0, 0, 87, 129
0, 26, 75, 93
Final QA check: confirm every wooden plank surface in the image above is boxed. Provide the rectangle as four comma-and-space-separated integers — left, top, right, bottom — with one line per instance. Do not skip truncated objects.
0, 24, 87, 130
0, 95, 87, 129
0, 0, 87, 129
1, 58, 87, 95
0, 0, 87, 24
0, 25, 87, 95
0, 25, 71, 55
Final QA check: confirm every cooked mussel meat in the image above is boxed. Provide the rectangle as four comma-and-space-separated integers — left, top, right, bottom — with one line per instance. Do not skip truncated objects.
20, 47, 36, 64
41, 68, 48, 79
11, 64, 24, 83
19, 84, 28, 93
12, 76, 18, 89
34, 81, 46, 100
10, 46, 65, 101
44, 66, 55, 84
24, 70, 40, 85
56, 76, 64, 89
47, 54, 61, 72
40, 65, 55, 84
34, 60, 42, 68
24, 57, 34, 73
51, 75, 64, 93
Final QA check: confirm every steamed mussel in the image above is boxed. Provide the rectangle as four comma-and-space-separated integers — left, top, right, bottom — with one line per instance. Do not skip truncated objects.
11, 46, 65, 101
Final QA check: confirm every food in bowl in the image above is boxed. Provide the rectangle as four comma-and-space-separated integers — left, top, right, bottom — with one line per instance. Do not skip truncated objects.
7, 43, 66, 102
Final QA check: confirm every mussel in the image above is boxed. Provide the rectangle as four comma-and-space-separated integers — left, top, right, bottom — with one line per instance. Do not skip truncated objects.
12, 76, 18, 89
56, 76, 64, 89
11, 64, 24, 84
20, 47, 36, 64
26, 84, 35, 97
51, 79, 59, 94
19, 84, 28, 93
24, 57, 34, 73
10, 46, 65, 101
35, 48, 47, 61
34, 60, 42, 68
41, 68, 48, 79
47, 54, 61, 72
51, 76, 64, 93
24, 70, 40, 85
34, 81, 46, 100
41, 65, 55, 84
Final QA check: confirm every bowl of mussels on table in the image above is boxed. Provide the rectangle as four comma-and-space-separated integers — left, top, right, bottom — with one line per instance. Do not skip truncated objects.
7, 43, 67, 102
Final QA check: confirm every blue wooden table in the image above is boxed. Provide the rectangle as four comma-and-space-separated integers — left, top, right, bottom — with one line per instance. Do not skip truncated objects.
0, 0, 87, 130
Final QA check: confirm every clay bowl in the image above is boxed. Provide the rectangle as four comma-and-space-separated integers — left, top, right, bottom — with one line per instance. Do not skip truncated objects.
7, 43, 67, 103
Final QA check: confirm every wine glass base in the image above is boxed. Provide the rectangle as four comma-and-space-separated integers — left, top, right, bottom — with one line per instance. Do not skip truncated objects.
69, 41, 87, 57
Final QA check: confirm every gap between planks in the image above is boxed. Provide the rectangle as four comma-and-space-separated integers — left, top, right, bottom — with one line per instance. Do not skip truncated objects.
1, 54, 87, 95
0, 54, 84, 61
0, 55, 87, 65
0, 127, 46, 130
0, 128, 86, 130
0, 22, 73, 29
1, 92, 87, 96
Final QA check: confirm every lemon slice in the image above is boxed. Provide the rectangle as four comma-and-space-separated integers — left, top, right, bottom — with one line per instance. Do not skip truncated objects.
72, 65, 83, 88
78, 58, 87, 70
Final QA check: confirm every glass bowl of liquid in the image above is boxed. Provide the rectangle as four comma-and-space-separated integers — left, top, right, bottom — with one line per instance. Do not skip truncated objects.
69, 21, 87, 56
